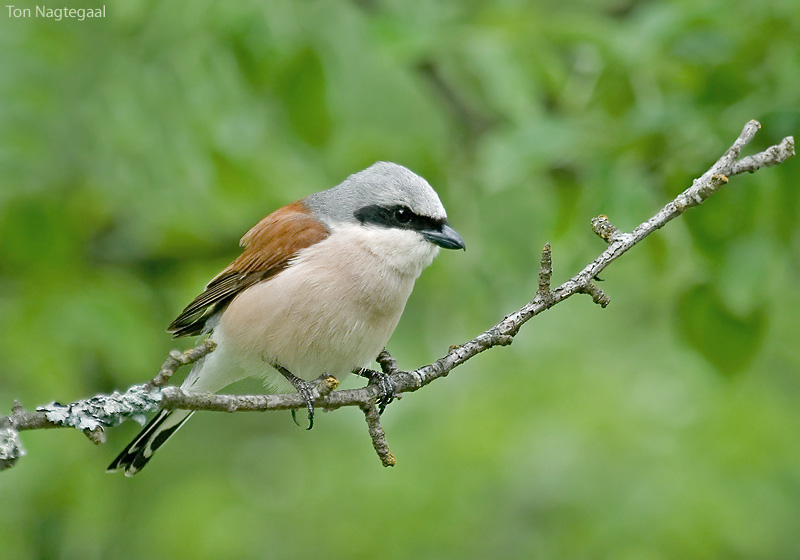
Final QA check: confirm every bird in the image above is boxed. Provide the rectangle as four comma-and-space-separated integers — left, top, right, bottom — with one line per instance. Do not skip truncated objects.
107, 161, 465, 476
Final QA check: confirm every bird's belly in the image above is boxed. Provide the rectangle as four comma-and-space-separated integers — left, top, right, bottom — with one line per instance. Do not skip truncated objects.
217, 249, 417, 382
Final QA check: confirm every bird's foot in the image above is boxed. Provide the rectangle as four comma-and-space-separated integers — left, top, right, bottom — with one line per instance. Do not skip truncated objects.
356, 368, 397, 414
274, 365, 316, 430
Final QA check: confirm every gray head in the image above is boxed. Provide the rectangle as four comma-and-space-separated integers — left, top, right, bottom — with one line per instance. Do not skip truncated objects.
305, 162, 465, 250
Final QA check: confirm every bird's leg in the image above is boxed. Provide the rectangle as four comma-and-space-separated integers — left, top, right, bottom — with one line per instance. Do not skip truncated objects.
274, 364, 316, 430
355, 368, 397, 414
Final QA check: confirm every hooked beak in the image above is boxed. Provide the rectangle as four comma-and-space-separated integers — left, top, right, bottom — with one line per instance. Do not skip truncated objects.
422, 224, 466, 250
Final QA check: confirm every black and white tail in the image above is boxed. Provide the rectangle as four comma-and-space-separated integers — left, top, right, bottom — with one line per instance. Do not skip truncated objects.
106, 409, 195, 476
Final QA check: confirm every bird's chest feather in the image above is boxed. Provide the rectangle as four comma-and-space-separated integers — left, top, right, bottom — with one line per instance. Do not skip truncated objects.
218, 225, 436, 378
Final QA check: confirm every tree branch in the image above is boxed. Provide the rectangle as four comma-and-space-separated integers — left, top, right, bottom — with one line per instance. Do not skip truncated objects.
1, 121, 794, 471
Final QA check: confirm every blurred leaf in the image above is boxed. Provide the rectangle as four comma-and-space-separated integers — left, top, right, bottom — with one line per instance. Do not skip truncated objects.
676, 283, 766, 376
274, 47, 331, 146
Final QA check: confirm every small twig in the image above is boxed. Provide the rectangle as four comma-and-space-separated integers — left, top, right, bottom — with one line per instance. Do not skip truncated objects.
580, 282, 611, 308
83, 427, 106, 445
360, 403, 395, 467
376, 348, 401, 375
731, 136, 794, 174
147, 339, 216, 389
537, 243, 553, 298
591, 215, 623, 244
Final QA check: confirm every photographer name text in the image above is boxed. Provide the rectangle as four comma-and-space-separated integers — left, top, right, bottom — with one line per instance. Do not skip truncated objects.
6, 5, 106, 21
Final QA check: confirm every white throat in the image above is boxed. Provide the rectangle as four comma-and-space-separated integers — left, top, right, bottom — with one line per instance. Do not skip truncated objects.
332, 223, 440, 278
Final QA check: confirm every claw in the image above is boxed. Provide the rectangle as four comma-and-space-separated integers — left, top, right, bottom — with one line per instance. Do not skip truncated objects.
275, 364, 315, 430
295, 380, 315, 430
376, 374, 397, 414
357, 368, 398, 414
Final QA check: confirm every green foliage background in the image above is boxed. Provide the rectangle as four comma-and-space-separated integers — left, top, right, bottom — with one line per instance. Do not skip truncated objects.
1, 0, 798, 558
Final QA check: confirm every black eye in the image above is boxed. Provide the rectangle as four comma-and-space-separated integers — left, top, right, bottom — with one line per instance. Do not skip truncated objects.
394, 206, 413, 224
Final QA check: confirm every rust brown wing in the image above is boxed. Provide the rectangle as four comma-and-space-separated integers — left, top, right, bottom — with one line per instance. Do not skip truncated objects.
167, 201, 329, 338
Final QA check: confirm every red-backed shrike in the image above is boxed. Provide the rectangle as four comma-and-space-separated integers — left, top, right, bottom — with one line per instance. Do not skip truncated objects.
108, 162, 465, 475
